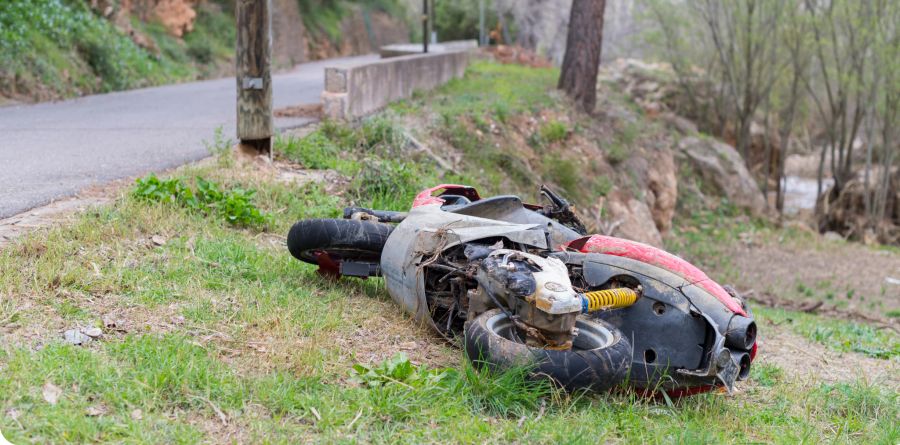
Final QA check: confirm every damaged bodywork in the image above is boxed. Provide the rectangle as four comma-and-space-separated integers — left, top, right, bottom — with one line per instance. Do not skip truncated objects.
288, 184, 757, 394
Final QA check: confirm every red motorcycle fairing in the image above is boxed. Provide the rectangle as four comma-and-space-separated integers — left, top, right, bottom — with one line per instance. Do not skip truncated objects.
412, 184, 482, 208
564, 235, 747, 317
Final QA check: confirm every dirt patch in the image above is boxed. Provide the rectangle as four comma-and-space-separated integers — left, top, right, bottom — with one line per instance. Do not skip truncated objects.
757, 321, 900, 390
334, 297, 458, 371
274, 104, 323, 119
725, 233, 900, 320
487, 45, 553, 68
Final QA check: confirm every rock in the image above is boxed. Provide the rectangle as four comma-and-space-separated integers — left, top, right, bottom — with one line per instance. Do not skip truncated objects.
677, 136, 767, 215
622, 146, 678, 235
42, 382, 62, 405
823, 231, 844, 242
150, 235, 166, 246
131, 409, 143, 420
63, 329, 91, 345
83, 327, 103, 338
102, 314, 127, 332
646, 149, 678, 233
660, 113, 698, 136
606, 198, 664, 247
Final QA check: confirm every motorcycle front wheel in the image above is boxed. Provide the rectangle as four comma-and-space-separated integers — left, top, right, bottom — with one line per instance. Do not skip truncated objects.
287, 219, 393, 266
464, 309, 632, 391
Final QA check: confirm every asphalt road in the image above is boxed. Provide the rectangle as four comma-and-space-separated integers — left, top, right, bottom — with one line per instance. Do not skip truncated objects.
0, 55, 377, 219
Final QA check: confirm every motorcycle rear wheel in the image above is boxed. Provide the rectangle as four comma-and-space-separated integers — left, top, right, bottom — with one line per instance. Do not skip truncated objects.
464, 309, 632, 391
287, 219, 393, 266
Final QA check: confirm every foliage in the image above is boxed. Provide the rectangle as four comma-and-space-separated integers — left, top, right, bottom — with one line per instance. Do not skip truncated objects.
433, 0, 498, 42
132, 174, 269, 228
0, 0, 235, 100
297, 0, 407, 44
351, 353, 445, 388
641, 0, 899, 223
537, 120, 569, 144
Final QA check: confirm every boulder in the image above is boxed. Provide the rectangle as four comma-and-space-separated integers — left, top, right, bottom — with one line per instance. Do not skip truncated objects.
677, 136, 766, 215
623, 147, 678, 234
606, 197, 665, 247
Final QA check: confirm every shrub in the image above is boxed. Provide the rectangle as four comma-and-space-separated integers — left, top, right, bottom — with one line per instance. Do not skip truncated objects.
538, 120, 569, 144
133, 175, 269, 228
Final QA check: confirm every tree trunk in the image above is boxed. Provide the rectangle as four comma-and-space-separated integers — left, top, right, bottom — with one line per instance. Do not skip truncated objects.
558, 0, 606, 113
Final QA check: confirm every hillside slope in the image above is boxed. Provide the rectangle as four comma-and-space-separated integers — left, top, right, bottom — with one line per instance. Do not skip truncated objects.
0, 0, 409, 103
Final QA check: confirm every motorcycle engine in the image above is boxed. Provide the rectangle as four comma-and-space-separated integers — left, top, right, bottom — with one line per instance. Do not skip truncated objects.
474, 249, 583, 349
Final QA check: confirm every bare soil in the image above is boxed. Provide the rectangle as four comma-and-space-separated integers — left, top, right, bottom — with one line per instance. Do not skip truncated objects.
758, 322, 900, 389
724, 232, 900, 320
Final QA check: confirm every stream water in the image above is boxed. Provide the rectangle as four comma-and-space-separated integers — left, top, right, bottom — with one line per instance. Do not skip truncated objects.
782, 176, 833, 215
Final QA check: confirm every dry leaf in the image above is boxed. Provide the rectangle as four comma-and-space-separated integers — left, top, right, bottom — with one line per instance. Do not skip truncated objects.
131, 409, 143, 420
85, 405, 108, 416
42, 382, 62, 405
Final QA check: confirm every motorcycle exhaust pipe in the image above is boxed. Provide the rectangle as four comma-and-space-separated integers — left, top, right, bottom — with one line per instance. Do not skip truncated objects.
731, 351, 751, 380
725, 315, 757, 350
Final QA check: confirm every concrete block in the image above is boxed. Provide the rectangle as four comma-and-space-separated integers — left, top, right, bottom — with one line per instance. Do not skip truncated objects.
321, 91, 349, 120
323, 49, 472, 121
324, 68, 348, 93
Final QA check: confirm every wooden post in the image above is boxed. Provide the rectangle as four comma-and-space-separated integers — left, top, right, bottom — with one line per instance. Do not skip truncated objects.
422, 0, 429, 53
236, 0, 272, 157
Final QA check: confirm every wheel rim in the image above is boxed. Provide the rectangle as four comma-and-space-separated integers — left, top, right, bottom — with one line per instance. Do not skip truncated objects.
484, 312, 616, 351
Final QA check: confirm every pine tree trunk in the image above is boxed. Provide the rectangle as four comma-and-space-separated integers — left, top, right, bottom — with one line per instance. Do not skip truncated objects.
558, 0, 606, 113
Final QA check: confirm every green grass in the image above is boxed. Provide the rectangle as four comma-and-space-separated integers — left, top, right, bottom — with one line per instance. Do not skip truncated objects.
390, 61, 559, 122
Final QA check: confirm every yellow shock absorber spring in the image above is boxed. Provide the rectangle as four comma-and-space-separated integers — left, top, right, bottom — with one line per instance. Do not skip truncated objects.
583, 287, 640, 312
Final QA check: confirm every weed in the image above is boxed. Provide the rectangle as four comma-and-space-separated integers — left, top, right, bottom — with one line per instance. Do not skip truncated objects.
606, 141, 630, 164
531, 120, 570, 148
204, 126, 233, 167
133, 175, 269, 228
592, 175, 614, 197
276, 132, 340, 170
750, 363, 783, 387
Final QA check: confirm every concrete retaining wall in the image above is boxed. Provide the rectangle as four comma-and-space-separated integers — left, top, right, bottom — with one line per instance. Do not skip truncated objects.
321, 50, 471, 121
379, 40, 478, 58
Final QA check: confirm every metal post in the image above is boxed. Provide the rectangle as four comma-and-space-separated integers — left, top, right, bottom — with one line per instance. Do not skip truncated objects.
236, 0, 273, 157
422, 0, 429, 53
479, 0, 485, 46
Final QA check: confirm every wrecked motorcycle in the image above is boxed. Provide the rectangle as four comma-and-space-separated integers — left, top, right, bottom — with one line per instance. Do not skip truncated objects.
287, 185, 757, 395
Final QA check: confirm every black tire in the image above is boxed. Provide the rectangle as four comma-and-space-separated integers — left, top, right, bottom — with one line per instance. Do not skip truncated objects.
464, 309, 632, 392
287, 219, 393, 266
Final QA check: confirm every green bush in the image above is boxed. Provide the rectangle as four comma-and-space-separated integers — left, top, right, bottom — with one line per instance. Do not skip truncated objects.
434, 0, 498, 41
133, 175, 269, 228
537, 120, 569, 144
